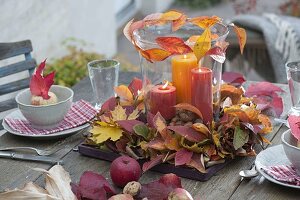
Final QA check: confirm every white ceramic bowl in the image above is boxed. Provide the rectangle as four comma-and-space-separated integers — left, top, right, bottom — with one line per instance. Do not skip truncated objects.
15, 85, 74, 129
281, 129, 300, 174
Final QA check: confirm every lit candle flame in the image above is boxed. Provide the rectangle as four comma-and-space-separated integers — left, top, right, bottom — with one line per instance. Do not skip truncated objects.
183, 54, 187, 59
162, 81, 169, 89
137, 89, 141, 95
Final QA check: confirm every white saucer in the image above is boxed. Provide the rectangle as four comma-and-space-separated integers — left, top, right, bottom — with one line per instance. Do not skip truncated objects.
255, 144, 300, 189
2, 110, 90, 139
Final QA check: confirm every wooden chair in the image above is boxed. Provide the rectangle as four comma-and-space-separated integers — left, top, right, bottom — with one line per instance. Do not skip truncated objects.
0, 40, 36, 131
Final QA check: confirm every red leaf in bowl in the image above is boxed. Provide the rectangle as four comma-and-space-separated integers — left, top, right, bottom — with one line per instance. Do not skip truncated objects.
222, 71, 246, 86
288, 115, 300, 141
29, 59, 55, 100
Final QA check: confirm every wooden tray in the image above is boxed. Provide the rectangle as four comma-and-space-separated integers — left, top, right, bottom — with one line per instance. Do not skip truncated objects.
78, 143, 230, 181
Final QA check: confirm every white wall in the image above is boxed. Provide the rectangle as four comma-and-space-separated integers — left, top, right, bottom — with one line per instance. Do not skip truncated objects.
0, 0, 117, 61
140, 0, 174, 15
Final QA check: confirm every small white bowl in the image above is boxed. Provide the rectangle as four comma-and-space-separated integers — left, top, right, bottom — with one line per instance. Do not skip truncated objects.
281, 129, 300, 175
15, 85, 74, 129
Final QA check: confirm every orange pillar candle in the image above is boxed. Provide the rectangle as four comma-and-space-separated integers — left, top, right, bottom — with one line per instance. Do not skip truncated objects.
171, 53, 198, 104
191, 67, 213, 124
149, 83, 176, 120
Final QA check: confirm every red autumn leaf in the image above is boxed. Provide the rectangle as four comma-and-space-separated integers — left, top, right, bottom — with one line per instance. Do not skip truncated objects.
128, 77, 143, 96
288, 115, 300, 140
189, 16, 221, 29
146, 138, 166, 151
156, 37, 192, 55
172, 13, 187, 31
254, 94, 283, 117
158, 173, 182, 188
205, 46, 226, 63
222, 71, 246, 87
30, 59, 55, 100
101, 97, 117, 112
233, 24, 247, 54
138, 173, 182, 200
147, 112, 156, 128
188, 153, 206, 173
71, 182, 107, 200
245, 82, 284, 97
117, 120, 144, 133
142, 48, 172, 62
175, 149, 193, 166
174, 103, 203, 119
142, 154, 164, 172
168, 125, 207, 142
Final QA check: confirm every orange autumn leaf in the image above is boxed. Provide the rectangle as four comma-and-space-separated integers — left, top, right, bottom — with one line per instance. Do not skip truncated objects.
233, 25, 247, 54
156, 37, 192, 55
189, 16, 221, 29
114, 85, 133, 105
193, 28, 211, 63
172, 13, 187, 31
192, 123, 211, 137
174, 103, 203, 120
143, 48, 172, 62
258, 114, 273, 134
224, 107, 249, 123
160, 10, 183, 21
220, 84, 243, 104
243, 107, 261, 124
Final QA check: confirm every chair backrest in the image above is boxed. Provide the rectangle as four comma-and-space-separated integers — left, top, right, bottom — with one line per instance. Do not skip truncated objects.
0, 40, 36, 130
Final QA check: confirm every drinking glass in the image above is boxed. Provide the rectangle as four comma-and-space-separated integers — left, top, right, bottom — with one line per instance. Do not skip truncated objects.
87, 60, 119, 109
286, 61, 300, 115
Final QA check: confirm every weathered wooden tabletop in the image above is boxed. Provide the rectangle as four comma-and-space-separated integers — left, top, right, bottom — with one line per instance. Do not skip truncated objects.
0, 72, 299, 199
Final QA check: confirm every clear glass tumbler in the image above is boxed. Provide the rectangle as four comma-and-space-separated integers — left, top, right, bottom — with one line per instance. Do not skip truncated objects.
87, 60, 119, 109
286, 61, 300, 115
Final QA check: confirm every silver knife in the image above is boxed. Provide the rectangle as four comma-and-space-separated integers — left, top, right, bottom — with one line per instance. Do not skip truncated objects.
0, 151, 63, 165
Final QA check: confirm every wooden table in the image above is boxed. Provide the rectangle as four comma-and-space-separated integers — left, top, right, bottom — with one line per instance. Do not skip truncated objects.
0, 72, 299, 199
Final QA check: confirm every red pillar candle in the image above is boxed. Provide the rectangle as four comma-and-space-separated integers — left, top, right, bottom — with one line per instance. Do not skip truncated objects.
149, 83, 176, 120
191, 67, 213, 124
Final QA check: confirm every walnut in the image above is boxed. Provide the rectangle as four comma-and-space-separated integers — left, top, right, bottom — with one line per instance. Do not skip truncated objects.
123, 181, 141, 197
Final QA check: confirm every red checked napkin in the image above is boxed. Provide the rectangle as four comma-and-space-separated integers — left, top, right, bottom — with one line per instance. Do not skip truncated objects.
4, 100, 97, 135
262, 165, 300, 186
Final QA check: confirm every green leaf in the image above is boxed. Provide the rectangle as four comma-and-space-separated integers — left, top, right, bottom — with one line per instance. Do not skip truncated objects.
233, 127, 249, 150
133, 124, 150, 139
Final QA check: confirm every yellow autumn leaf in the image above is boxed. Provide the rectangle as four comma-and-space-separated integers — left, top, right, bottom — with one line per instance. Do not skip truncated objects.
212, 131, 221, 147
111, 104, 127, 121
192, 123, 211, 137
155, 116, 167, 133
90, 125, 123, 144
193, 28, 211, 63
127, 108, 140, 120
114, 85, 133, 106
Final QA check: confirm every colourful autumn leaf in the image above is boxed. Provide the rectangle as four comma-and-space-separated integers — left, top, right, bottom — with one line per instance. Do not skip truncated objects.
142, 48, 172, 62
101, 97, 117, 112
205, 46, 226, 63
189, 16, 221, 29
110, 104, 127, 121
188, 153, 206, 173
133, 124, 150, 139
233, 126, 249, 150
117, 119, 144, 133
90, 124, 123, 144
138, 173, 182, 200
160, 10, 183, 21
258, 114, 273, 134
221, 84, 244, 104
146, 138, 166, 151
156, 37, 192, 55
114, 85, 133, 106
232, 24, 247, 54
142, 154, 164, 172
288, 115, 300, 141
245, 82, 284, 97
224, 107, 249, 122
172, 13, 187, 31
192, 123, 211, 137
123, 19, 144, 43
174, 103, 203, 119
128, 77, 143, 97
153, 112, 167, 133
168, 125, 207, 142
193, 28, 211, 63
30, 59, 55, 100
175, 149, 193, 166
222, 71, 246, 87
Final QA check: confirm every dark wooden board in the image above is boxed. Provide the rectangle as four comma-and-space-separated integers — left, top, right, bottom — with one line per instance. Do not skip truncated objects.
78, 143, 230, 181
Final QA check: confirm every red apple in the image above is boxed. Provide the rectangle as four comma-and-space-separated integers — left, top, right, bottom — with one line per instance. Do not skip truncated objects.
110, 156, 142, 187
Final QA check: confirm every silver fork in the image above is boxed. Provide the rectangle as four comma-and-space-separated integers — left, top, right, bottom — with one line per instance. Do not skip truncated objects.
0, 147, 59, 156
